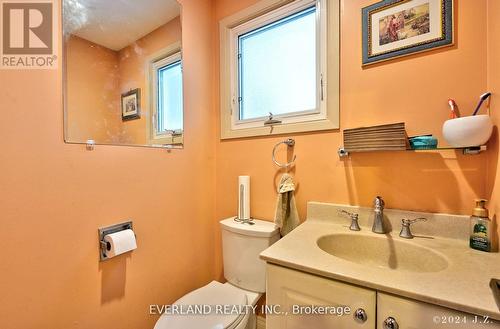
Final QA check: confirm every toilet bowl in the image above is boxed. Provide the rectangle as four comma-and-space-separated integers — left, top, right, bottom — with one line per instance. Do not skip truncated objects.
153, 281, 259, 329
153, 218, 280, 329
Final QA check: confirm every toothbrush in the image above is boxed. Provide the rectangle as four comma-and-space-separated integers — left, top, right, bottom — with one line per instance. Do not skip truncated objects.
472, 92, 492, 116
447, 99, 460, 119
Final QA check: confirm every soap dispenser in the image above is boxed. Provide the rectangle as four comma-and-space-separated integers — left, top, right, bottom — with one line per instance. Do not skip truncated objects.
469, 199, 492, 252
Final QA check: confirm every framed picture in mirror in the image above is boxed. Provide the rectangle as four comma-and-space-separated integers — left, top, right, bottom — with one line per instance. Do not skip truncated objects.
121, 89, 141, 121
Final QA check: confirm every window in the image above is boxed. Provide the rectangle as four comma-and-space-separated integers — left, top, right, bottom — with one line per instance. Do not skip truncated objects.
149, 48, 183, 145
220, 0, 339, 139
238, 6, 317, 121
157, 59, 183, 133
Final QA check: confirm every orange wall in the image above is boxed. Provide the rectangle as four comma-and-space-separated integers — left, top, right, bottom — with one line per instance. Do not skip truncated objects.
0, 1, 215, 329
1, 0, 499, 328
214, 0, 490, 276
66, 35, 122, 143
215, 0, 488, 219
487, 0, 500, 243
118, 17, 182, 145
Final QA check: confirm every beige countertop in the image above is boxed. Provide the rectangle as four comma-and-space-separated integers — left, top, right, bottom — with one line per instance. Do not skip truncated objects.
260, 202, 500, 320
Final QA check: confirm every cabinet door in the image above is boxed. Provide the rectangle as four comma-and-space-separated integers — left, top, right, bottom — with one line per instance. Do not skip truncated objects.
377, 292, 500, 329
266, 263, 376, 329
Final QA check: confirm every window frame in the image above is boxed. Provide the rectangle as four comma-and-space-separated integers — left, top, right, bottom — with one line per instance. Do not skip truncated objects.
146, 43, 184, 146
219, 0, 339, 139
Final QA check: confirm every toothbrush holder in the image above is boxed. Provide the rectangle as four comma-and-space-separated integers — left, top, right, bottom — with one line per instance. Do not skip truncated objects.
442, 114, 493, 148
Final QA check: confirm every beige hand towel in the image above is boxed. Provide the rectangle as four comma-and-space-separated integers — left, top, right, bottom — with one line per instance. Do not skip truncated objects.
274, 173, 300, 236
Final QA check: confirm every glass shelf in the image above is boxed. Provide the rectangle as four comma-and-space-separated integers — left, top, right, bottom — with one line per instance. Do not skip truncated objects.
337, 145, 487, 157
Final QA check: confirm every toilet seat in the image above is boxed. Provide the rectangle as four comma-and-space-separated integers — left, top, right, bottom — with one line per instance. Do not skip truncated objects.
154, 281, 250, 329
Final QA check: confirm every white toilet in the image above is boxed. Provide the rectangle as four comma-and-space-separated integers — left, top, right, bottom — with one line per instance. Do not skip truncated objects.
154, 217, 280, 329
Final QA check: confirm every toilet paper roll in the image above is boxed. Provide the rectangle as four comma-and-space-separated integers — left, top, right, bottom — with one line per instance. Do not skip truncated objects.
103, 229, 137, 258
238, 176, 250, 220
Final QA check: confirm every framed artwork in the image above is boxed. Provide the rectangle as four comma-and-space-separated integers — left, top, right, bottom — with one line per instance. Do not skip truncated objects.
362, 0, 453, 66
121, 89, 141, 121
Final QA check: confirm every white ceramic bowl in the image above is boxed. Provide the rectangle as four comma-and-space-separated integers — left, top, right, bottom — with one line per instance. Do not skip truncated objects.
442, 114, 493, 147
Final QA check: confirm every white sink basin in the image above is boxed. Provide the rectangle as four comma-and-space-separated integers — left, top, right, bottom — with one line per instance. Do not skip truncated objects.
317, 234, 449, 273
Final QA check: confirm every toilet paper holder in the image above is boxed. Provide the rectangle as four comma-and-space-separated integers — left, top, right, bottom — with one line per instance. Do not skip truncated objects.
98, 221, 134, 261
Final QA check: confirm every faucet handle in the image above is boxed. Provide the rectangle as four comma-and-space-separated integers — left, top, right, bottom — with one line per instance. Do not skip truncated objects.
402, 217, 427, 225
400, 217, 427, 239
337, 209, 361, 231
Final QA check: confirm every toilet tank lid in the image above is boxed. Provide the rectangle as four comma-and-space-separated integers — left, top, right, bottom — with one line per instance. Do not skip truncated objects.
220, 217, 280, 238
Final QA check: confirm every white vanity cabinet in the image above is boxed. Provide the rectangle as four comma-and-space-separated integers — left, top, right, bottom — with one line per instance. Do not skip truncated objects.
377, 292, 500, 329
266, 264, 500, 329
266, 263, 376, 328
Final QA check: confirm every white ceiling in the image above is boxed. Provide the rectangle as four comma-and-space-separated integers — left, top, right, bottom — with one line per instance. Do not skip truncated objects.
64, 0, 180, 51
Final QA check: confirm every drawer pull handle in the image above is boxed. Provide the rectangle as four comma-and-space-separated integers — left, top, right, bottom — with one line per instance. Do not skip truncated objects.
353, 308, 367, 323
383, 316, 399, 329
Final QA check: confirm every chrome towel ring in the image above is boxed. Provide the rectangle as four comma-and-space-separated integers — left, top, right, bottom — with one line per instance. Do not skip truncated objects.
272, 138, 296, 168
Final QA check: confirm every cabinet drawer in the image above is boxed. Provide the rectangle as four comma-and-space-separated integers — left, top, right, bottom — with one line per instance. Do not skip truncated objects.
377, 292, 500, 329
266, 264, 376, 329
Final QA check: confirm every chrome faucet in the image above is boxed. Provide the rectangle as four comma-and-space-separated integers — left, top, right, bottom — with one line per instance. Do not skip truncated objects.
372, 196, 386, 234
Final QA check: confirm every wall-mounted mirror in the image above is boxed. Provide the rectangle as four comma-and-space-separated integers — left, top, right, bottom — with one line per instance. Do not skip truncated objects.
63, 0, 183, 148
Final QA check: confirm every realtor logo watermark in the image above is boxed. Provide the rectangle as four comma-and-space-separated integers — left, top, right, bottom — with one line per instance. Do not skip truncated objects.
1, 0, 57, 69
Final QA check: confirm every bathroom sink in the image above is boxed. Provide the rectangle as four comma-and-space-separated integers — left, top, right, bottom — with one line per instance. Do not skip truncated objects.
317, 234, 449, 273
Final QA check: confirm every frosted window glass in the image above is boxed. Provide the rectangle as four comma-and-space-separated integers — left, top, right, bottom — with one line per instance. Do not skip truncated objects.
158, 61, 183, 132
238, 6, 317, 120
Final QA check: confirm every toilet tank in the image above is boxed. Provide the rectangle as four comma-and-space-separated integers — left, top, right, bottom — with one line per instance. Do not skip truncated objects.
220, 218, 280, 293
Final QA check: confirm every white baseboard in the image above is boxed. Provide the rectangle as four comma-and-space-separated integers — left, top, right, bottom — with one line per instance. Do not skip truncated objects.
256, 315, 266, 329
